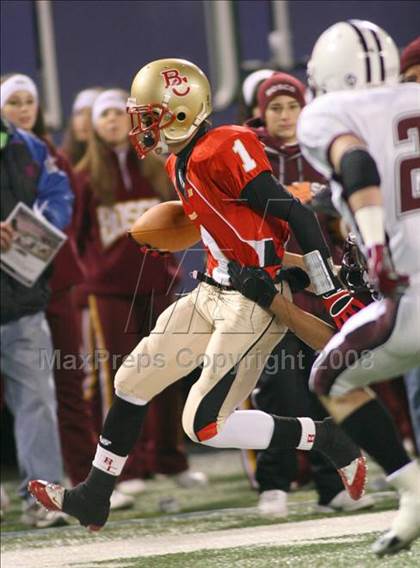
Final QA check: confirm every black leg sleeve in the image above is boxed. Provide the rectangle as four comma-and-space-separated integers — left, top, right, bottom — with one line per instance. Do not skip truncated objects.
100, 396, 149, 456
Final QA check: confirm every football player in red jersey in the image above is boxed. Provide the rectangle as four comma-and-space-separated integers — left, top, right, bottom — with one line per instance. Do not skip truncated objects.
28, 59, 367, 530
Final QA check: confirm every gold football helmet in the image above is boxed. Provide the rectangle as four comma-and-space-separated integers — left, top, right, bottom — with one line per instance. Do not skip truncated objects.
127, 58, 212, 158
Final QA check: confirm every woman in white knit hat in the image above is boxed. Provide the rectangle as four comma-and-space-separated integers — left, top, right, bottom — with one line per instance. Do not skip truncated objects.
1, 72, 73, 528
238, 68, 274, 123
62, 87, 103, 166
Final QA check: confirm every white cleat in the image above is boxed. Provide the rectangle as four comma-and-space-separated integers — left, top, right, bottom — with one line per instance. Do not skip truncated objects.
117, 478, 147, 496
257, 489, 288, 518
109, 490, 134, 511
316, 489, 375, 513
174, 469, 208, 489
372, 461, 420, 556
21, 501, 69, 529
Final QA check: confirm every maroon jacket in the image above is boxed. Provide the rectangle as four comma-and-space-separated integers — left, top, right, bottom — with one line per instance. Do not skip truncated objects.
245, 117, 326, 188
43, 141, 85, 292
246, 118, 342, 319
74, 148, 176, 297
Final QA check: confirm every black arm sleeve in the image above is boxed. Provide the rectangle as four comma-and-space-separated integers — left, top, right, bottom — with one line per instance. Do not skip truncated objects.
241, 171, 332, 261
339, 148, 381, 199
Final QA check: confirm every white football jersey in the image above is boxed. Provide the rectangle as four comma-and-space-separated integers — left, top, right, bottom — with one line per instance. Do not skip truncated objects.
297, 83, 420, 280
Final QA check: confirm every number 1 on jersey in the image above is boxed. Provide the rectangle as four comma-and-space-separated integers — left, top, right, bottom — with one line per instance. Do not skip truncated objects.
233, 139, 257, 173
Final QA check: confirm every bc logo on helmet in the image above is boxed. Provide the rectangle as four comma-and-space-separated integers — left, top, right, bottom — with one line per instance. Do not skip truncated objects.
161, 69, 191, 96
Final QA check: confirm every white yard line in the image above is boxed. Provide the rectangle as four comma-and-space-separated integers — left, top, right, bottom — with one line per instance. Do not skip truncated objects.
2, 510, 395, 568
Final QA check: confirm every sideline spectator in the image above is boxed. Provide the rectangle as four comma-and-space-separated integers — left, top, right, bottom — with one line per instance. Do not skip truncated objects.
238, 68, 274, 123
0, 102, 71, 527
0, 73, 103, 494
400, 36, 420, 83
61, 87, 104, 450
61, 87, 103, 166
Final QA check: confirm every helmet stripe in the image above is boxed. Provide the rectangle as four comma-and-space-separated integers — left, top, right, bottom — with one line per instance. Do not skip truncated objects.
347, 21, 371, 84
369, 28, 386, 82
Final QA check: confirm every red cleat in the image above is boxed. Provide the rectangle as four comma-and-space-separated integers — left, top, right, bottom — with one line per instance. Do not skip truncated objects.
28, 480, 65, 512
337, 455, 367, 501
28, 480, 108, 531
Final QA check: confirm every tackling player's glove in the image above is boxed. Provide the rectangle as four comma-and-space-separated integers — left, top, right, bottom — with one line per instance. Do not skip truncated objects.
228, 262, 277, 308
275, 266, 310, 293
322, 288, 367, 330
339, 234, 369, 293
309, 184, 340, 219
367, 244, 409, 299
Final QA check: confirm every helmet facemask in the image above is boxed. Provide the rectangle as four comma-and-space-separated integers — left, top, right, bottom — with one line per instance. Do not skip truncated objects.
127, 99, 175, 159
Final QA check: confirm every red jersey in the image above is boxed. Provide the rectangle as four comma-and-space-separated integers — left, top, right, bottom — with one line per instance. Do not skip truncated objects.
166, 126, 289, 283
247, 117, 342, 319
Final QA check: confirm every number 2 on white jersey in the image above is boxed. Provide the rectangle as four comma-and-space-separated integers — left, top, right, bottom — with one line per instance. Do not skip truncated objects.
232, 139, 257, 173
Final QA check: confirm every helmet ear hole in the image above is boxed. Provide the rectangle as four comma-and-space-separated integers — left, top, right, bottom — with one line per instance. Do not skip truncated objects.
177, 111, 186, 121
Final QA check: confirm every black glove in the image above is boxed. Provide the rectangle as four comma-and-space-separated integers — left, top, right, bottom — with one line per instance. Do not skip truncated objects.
228, 261, 277, 308
339, 233, 369, 293
309, 185, 340, 218
275, 266, 310, 293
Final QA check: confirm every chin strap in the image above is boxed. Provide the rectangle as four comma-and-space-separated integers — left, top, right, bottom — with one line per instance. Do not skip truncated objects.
155, 130, 169, 155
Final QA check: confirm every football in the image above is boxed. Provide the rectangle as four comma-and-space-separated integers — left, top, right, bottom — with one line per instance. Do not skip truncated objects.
129, 200, 201, 252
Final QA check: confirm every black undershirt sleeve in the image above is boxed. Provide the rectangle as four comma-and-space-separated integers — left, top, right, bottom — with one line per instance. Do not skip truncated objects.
241, 171, 332, 262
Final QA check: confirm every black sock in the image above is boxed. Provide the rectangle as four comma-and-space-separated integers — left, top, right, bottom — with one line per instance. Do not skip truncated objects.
80, 466, 117, 500
63, 464, 116, 526
312, 417, 360, 459
312, 417, 332, 452
268, 415, 302, 449
340, 398, 410, 475
312, 417, 360, 468
268, 416, 336, 452
82, 396, 148, 497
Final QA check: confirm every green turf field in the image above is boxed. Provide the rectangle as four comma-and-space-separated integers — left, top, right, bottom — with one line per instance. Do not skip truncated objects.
1, 449, 419, 567
85, 537, 420, 568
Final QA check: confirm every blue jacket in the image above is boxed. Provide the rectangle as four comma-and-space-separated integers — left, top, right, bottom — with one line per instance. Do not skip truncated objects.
1, 121, 74, 323
12, 127, 74, 230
